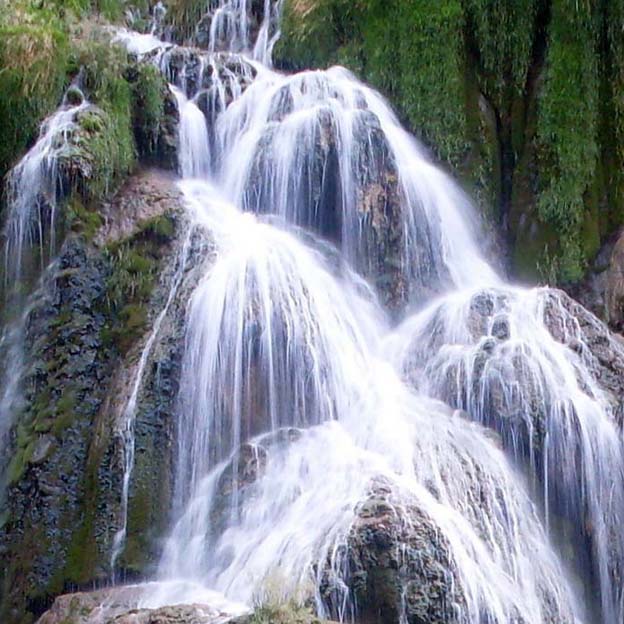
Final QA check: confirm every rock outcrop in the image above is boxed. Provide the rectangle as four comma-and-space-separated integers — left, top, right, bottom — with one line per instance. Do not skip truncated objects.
571, 229, 624, 335
36, 587, 336, 624
244, 105, 410, 310
0, 172, 196, 622
321, 481, 464, 624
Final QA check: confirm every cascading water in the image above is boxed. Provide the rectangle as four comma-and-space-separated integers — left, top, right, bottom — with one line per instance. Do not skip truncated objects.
35, 2, 624, 623
147, 182, 582, 624
0, 86, 88, 503
211, 65, 499, 305
204, 0, 283, 64
386, 286, 624, 623
171, 86, 211, 179
1, 88, 88, 290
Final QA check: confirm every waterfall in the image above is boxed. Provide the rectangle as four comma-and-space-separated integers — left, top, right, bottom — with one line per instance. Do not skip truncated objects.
206, 0, 283, 63
1, 88, 88, 290
147, 182, 582, 624
170, 86, 211, 179
0, 272, 53, 501
109, 2, 624, 624
20, 2, 624, 623
211, 65, 499, 305
386, 286, 624, 622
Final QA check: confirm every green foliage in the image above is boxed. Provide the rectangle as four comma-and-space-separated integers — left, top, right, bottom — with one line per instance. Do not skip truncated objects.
278, 0, 624, 286
66, 195, 104, 240
167, 0, 207, 41
603, 0, 624, 226
72, 35, 137, 198
0, 0, 135, 178
247, 598, 321, 624
276, 0, 370, 70
0, 1, 70, 177
463, 0, 537, 109
380, 1, 469, 166
102, 214, 176, 354
277, 0, 470, 166
536, 0, 600, 281
132, 62, 167, 159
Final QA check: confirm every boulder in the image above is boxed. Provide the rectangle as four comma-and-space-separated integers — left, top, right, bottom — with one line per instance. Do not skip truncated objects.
576, 228, 624, 333
320, 480, 464, 624
35, 587, 335, 624
36, 587, 232, 624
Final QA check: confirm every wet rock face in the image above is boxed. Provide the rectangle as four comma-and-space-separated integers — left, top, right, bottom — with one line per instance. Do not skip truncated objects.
208, 429, 302, 535
541, 288, 624, 421
129, 64, 180, 171
95, 170, 184, 245
244, 106, 408, 310
55, 105, 108, 196
605, 233, 624, 331
0, 239, 112, 622
350, 111, 407, 311
321, 482, 463, 624
156, 46, 257, 159
574, 229, 624, 334
0, 173, 194, 622
158, 47, 257, 103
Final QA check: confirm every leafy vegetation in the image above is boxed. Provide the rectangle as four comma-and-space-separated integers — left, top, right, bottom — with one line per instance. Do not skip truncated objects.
102, 214, 177, 355
71, 35, 137, 198
131, 62, 167, 160
0, 1, 70, 177
277, 0, 624, 284
536, 0, 600, 281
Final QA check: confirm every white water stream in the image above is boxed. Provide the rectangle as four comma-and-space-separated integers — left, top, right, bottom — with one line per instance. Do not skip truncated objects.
2, 89, 88, 289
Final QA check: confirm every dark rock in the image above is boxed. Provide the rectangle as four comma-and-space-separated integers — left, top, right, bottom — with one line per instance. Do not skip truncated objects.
208, 429, 302, 537
541, 288, 624, 422
491, 314, 510, 340
65, 87, 84, 107
567, 228, 624, 335
0, 174, 197, 622
321, 480, 464, 624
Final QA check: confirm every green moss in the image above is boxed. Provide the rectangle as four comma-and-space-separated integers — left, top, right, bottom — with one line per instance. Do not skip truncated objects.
52, 392, 78, 437
61, 504, 98, 585
278, 0, 624, 285
143, 213, 177, 241
71, 36, 137, 198
167, 0, 215, 42
244, 601, 323, 624
131, 63, 167, 159
119, 474, 152, 572
102, 214, 176, 355
277, 1, 469, 166
536, 0, 600, 282
0, 2, 70, 177
7, 441, 36, 486
0, 0, 134, 178
66, 195, 104, 241
463, 0, 537, 111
